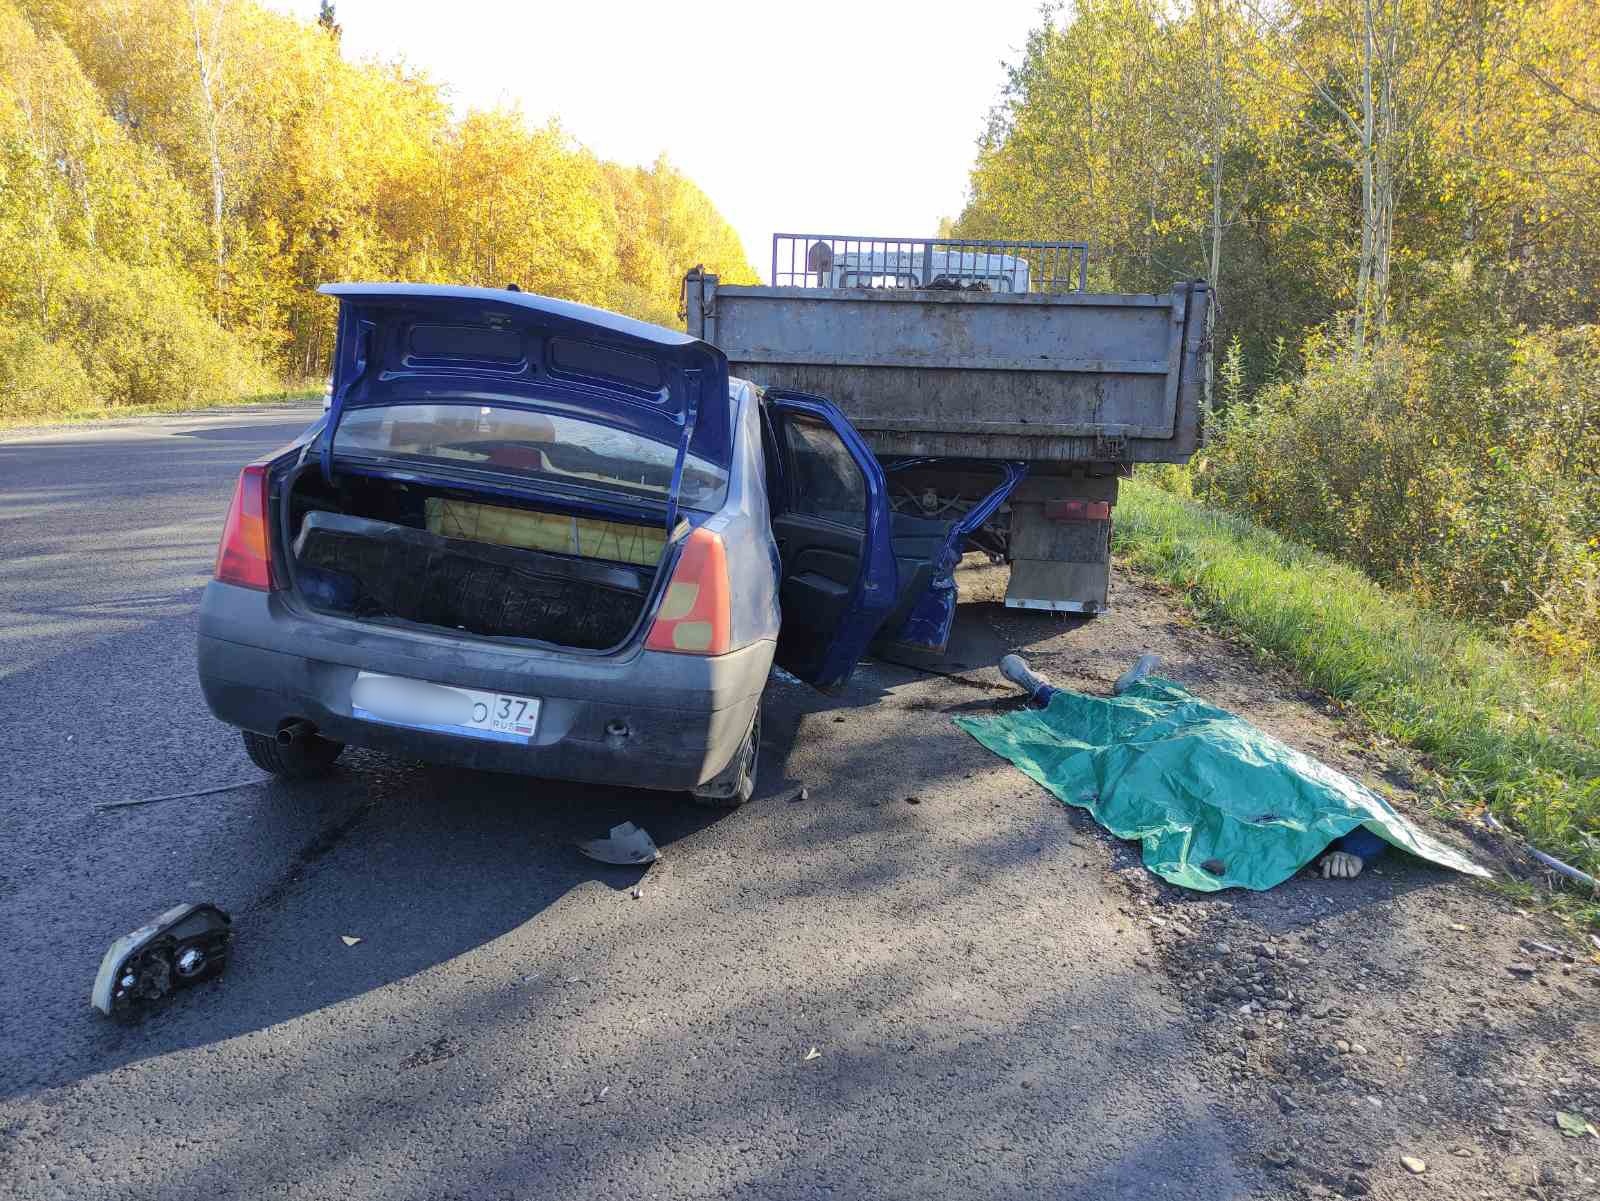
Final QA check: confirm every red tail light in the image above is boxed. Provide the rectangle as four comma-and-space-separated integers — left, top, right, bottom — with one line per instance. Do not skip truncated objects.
1044, 499, 1111, 521
645, 526, 731, 655
214, 464, 276, 590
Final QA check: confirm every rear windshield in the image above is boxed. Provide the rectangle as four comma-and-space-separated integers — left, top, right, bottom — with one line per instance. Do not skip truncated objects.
333, 404, 729, 510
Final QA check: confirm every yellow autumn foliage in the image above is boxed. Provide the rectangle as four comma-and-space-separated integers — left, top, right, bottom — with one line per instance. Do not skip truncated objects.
964, 0, 1599, 660
0, 0, 755, 419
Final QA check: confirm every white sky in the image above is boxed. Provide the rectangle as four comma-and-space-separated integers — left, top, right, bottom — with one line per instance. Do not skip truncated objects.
270, 0, 1046, 280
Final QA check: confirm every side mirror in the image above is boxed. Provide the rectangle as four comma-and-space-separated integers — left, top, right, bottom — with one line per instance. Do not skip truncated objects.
91, 903, 233, 1018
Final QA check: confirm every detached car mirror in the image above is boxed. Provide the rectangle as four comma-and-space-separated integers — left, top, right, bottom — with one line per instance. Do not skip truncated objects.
91, 903, 233, 1018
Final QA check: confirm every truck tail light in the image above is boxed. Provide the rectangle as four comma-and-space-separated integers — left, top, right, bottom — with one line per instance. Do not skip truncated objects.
214, 464, 277, 590
1044, 499, 1111, 521
645, 526, 731, 655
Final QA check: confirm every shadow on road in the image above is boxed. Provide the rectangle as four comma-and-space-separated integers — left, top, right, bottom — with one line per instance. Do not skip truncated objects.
0, 675, 817, 1102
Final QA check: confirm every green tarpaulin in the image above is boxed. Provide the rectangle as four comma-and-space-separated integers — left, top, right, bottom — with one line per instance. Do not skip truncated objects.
956, 677, 1488, 892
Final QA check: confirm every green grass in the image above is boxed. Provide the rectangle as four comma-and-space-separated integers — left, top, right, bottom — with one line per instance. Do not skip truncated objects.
1114, 480, 1600, 924
0, 387, 321, 432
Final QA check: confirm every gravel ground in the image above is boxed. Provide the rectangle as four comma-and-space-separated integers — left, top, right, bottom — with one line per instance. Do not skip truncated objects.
0, 412, 1594, 1199
955, 565, 1600, 1199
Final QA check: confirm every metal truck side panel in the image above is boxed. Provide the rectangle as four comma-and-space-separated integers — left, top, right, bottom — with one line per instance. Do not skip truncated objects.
685, 275, 1208, 464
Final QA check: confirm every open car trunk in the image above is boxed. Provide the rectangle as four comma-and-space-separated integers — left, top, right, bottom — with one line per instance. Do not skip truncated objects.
282, 467, 666, 650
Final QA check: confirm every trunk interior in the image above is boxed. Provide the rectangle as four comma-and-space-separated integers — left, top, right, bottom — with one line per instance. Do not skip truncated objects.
282, 468, 667, 650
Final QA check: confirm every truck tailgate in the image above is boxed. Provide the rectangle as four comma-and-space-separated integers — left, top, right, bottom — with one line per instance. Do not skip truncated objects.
685, 277, 1209, 463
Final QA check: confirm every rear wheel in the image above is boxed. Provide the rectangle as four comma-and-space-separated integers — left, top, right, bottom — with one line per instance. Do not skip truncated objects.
690, 709, 761, 808
241, 728, 344, 780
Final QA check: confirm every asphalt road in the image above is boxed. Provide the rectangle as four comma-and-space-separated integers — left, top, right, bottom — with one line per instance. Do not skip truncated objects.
0, 410, 1252, 1200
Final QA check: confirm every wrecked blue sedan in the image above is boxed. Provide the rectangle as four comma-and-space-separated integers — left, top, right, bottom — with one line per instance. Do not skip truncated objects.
197, 284, 987, 805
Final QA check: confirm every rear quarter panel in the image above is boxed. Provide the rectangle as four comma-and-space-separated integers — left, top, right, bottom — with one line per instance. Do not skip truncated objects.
706, 380, 781, 650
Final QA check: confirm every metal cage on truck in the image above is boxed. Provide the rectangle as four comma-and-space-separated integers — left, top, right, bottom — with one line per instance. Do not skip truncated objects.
771, 233, 1092, 294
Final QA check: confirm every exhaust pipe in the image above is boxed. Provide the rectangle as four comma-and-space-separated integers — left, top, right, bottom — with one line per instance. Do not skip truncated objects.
276, 720, 315, 748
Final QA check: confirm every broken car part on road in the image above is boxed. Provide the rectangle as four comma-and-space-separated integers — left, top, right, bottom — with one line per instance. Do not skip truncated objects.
91, 903, 232, 1018
577, 822, 661, 866
959, 672, 1489, 892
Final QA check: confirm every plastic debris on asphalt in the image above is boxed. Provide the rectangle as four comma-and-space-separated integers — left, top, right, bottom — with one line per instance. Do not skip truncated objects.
341, 935, 363, 947
804, 1047, 822, 1061
91, 902, 233, 1018
577, 822, 661, 865
961, 662, 1489, 892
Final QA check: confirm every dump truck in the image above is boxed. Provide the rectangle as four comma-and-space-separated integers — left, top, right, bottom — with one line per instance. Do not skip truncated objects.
684, 234, 1211, 616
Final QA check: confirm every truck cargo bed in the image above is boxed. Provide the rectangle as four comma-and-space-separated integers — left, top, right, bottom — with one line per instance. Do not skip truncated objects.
685, 273, 1209, 464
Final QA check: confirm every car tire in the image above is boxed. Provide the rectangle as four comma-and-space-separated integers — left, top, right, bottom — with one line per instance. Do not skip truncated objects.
690, 709, 760, 808
241, 728, 344, 780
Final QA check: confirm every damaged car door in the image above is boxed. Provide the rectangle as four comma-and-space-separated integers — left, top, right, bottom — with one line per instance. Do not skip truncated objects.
761, 389, 898, 691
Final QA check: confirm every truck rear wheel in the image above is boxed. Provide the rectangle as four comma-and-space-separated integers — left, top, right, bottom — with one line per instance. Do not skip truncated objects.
690, 710, 760, 808
241, 728, 344, 779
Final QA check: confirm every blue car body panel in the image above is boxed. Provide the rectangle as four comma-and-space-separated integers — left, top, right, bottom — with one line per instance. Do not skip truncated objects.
887, 461, 1028, 654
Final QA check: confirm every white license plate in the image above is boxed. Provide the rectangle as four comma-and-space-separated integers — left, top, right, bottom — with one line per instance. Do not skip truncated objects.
350, 672, 539, 744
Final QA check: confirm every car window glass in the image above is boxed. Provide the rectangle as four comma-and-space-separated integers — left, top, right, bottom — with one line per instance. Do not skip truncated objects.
334, 403, 729, 510
785, 415, 865, 529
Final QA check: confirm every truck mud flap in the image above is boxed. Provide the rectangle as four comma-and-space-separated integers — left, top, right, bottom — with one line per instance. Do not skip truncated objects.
1004, 497, 1112, 613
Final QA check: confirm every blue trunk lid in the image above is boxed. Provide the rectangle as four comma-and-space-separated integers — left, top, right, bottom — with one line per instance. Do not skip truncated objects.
318, 284, 731, 522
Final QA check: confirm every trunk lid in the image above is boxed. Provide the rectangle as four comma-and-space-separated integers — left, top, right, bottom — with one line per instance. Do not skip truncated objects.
318, 283, 731, 523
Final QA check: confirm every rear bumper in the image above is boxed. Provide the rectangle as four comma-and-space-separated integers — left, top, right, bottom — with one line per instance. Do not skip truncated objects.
196, 583, 773, 790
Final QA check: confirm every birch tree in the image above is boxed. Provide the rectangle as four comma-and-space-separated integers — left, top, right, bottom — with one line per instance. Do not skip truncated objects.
184, 0, 229, 301
1242, 0, 1468, 350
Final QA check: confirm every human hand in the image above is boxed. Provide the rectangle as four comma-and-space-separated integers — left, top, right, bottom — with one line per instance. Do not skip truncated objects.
1318, 851, 1364, 879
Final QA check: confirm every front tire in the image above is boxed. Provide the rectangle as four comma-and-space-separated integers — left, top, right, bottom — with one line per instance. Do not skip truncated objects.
241, 728, 344, 779
690, 709, 761, 808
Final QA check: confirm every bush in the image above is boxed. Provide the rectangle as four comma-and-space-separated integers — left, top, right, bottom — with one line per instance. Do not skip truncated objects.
1183, 325, 1600, 663
54, 259, 272, 409
0, 256, 272, 423
0, 324, 95, 418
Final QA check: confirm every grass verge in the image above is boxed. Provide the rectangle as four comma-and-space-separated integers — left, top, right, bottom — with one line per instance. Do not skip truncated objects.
1114, 479, 1600, 926
0, 387, 321, 432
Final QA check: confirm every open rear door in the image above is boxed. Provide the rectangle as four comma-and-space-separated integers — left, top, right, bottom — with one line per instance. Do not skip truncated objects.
764, 390, 897, 691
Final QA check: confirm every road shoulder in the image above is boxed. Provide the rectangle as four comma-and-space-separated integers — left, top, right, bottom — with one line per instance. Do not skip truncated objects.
963, 564, 1600, 1199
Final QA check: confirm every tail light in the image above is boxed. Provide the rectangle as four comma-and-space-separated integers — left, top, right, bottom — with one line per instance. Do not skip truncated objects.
214, 464, 277, 590
645, 526, 731, 655
1044, 499, 1111, 521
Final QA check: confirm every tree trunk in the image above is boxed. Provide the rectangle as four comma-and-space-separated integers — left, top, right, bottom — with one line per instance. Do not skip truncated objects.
1203, 0, 1226, 294
1355, 0, 1377, 354
186, 0, 229, 308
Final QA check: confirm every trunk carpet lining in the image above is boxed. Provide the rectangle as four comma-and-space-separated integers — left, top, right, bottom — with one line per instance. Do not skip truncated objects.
293, 511, 651, 649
